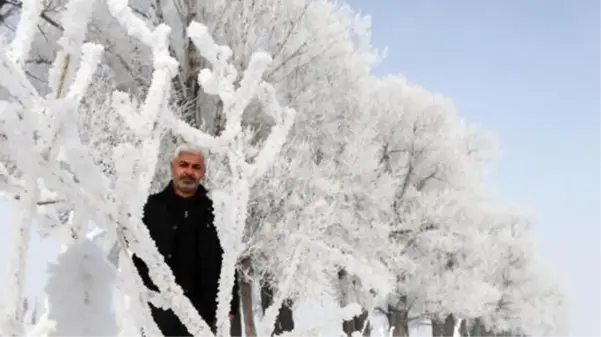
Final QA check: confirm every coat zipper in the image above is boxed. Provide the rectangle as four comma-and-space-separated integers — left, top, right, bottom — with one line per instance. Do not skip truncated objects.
184, 210, 188, 218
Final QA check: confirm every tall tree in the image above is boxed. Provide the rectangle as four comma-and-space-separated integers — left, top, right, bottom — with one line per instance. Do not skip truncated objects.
353, 74, 500, 336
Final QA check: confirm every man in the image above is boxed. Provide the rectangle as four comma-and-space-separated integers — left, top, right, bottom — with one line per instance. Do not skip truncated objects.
132, 145, 240, 336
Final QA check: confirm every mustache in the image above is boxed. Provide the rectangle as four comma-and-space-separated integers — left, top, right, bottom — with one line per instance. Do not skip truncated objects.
179, 174, 197, 181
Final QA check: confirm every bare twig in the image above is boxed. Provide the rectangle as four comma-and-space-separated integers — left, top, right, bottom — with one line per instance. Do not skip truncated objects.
13, 195, 63, 206
1, 0, 63, 30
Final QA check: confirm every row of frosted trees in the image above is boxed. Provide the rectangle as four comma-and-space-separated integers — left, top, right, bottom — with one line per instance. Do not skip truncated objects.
0, 0, 565, 336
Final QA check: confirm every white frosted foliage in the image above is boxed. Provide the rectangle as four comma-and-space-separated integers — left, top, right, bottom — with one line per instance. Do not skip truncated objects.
44, 239, 118, 336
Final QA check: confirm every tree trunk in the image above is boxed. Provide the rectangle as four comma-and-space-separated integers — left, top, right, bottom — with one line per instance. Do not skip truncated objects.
468, 318, 495, 337
231, 310, 243, 337
240, 257, 257, 337
338, 269, 370, 336
431, 314, 457, 337
260, 281, 294, 335
458, 318, 468, 337
342, 310, 369, 336
466, 320, 521, 337
387, 307, 409, 337
361, 311, 371, 337
431, 320, 442, 337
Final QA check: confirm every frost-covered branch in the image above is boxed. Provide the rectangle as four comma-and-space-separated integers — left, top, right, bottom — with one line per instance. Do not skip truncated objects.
7, 0, 42, 65
0, 38, 42, 106
247, 83, 296, 183
2, 178, 38, 336
47, 0, 98, 98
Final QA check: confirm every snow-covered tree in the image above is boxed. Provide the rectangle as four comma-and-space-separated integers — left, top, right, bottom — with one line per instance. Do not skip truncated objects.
334, 75, 493, 337
462, 205, 567, 337
355, 74, 566, 337
0, 0, 303, 335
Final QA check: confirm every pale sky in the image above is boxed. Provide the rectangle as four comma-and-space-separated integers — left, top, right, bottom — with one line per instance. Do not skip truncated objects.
0, 0, 599, 336
344, 0, 599, 335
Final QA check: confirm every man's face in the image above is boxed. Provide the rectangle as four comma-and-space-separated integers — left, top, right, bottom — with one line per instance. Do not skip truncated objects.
170, 151, 205, 195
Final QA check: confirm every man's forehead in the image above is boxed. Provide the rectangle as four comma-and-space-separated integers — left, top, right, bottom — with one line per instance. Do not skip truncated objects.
175, 152, 204, 163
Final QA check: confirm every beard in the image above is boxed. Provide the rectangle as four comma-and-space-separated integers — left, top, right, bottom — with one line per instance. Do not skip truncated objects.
177, 176, 199, 191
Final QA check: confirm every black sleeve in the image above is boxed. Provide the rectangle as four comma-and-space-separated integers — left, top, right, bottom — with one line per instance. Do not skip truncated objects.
132, 253, 159, 291
130, 199, 159, 292
230, 268, 241, 315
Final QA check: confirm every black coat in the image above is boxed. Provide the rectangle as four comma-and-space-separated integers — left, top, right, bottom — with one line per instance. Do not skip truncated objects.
132, 181, 240, 335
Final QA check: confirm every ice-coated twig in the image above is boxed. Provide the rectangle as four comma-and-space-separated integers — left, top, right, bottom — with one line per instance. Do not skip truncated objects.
183, 21, 274, 146
135, 24, 178, 137
107, 0, 178, 139
187, 22, 235, 98
55, 0, 98, 54
7, 0, 42, 65
117, 250, 163, 336
212, 176, 250, 335
169, 115, 229, 150
105, 0, 154, 46
0, 39, 43, 107
115, 215, 214, 336
2, 178, 38, 336
219, 51, 273, 141
64, 43, 105, 103
214, 241, 238, 335
47, 0, 98, 98
43, 44, 106, 192
248, 84, 296, 183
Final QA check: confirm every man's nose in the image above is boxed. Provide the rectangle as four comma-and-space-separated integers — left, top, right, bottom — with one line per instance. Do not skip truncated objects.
184, 167, 196, 175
